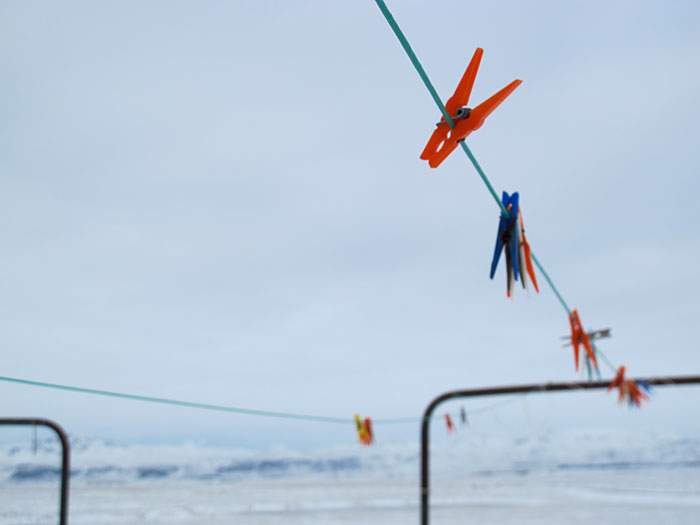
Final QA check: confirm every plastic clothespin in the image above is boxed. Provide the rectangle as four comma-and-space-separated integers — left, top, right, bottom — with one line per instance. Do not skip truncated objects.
568, 309, 598, 372
445, 413, 456, 434
489, 191, 520, 297
625, 380, 649, 408
636, 380, 652, 397
606, 366, 648, 407
354, 414, 372, 446
607, 366, 626, 395
518, 208, 539, 293
364, 417, 374, 445
516, 213, 529, 292
561, 330, 609, 379
420, 47, 522, 168
460, 406, 468, 426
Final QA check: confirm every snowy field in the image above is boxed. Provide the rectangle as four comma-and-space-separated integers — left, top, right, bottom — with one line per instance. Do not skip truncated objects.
3, 469, 700, 525
1, 429, 699, 524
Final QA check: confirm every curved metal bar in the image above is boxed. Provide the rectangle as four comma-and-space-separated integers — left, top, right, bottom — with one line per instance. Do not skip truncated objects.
420, 375, 700, 525
0, 418, 70, 525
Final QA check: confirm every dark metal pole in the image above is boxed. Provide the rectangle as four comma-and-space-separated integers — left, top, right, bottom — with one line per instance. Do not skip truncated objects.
0, 418, 70, 525
420, 394, 447, 525
419, 375, 700, 525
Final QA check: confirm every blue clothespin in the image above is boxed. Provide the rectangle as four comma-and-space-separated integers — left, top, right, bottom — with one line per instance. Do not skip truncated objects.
636, 381, 652, 396
489, 191, 520, 296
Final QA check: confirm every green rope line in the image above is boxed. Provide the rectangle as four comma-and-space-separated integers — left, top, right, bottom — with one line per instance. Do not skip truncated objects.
373, 0, 454, 127
459, 141, 507, 216
530, 252, 571, 314
375, 395, 522, 424
374, 0, 509, 217
594, 347, 618, 375
0, 375, 351, 425
0, 374, 531, 427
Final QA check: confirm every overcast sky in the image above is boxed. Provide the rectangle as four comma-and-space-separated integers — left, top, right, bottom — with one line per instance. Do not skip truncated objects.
1, 1, 699, 448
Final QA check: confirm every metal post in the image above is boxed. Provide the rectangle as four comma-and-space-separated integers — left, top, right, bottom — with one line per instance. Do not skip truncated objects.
419, 375, 700, 525
0, 418, 70, 525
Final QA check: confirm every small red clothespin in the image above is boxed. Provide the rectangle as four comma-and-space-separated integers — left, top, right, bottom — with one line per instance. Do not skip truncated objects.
354, 414, 372, 445
568, 309, 598, 373
445, 413, 456, 434
364, 417, 374, 445
518, 208, 539, 293
607, 365, 626, 397
607, 366, 650, 408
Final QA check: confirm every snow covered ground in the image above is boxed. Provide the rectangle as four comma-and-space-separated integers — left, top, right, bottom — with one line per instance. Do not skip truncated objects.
1, 428, 699, 524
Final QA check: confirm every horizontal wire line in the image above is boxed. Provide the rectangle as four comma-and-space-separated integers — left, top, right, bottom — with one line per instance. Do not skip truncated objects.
530, 253, 571, 314
0, 375, 351, 424
375, 395, 522, 424
0, 375, 520, 426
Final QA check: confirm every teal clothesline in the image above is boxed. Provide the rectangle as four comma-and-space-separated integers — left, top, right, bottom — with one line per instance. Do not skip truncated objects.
0, 375, 521, 425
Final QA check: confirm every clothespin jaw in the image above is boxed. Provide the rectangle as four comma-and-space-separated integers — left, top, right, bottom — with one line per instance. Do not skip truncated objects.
607, 366, 626, 392
619, 380, 629, 403
573, 310, 598, 370
518, 209, 539, 293
568, 311, 581, 371
490, 191, 520, 296
516, 214, 528, 291
364, 417, 374, 445
625, 380, 649, 407
354, 414, 364, 443
508, 196, 521, 283
445, 413, 456, 434
421, 48, 482, 162
421, 48, 522, 168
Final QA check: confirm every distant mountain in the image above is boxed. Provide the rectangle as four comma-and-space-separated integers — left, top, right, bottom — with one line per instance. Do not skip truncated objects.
1, 428, 699, 485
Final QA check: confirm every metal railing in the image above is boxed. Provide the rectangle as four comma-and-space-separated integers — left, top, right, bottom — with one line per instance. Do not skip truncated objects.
419, 375, 700, 525
0, 418, 70, 525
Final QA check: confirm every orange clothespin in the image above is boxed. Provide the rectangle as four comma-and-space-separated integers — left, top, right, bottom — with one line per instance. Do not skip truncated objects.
364, 417, 374, 445
607, 366, 650, 407
625, 380, 649, 407
518, 209, 539, 293
607, 365, 626, 396
420, 48, 522, 168
445, 413, 456, 434
354, 414, 372, 445
568, 310, 598, 372
354, 414, 373, 445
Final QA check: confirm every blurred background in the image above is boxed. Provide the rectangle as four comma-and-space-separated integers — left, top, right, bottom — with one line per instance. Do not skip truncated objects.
1, 0, 699, 448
